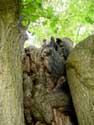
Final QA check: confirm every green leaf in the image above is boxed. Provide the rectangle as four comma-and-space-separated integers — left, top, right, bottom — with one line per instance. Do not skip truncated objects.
31, 16, 39, 22
85, 17, 94, 24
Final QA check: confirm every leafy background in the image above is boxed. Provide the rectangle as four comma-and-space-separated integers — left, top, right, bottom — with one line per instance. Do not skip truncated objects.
22, 0, 94, 45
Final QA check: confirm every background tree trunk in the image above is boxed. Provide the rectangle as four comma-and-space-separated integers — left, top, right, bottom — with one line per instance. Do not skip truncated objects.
0, 0, 24, 125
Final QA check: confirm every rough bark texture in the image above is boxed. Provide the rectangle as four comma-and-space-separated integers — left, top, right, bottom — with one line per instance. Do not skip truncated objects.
22, 41, 78, 125
0, 0, 24, 125
66, 35, 94, 125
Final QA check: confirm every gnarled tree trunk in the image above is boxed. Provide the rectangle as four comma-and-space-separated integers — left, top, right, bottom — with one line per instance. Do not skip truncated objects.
0, 0, 24, 125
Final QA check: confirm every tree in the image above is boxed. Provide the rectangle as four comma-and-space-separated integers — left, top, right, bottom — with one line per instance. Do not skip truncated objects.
0, 0, 24, 125
66, 35, 94, 125
22, 0, 94, 43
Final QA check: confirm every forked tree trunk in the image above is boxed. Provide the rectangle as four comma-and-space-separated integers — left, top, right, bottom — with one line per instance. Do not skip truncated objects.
0, 0, 24, 125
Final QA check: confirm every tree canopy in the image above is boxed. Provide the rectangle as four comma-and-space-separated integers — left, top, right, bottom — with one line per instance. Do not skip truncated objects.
21, 0, 94, 43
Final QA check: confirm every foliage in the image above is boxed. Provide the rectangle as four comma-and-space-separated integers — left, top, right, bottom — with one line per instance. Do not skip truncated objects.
21, 0, 94, 43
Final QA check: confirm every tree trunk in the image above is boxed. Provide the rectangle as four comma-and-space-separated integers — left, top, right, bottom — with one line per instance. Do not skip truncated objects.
66, 35, 94, 125
23, 46, 78, 125
0, 0, 24, 125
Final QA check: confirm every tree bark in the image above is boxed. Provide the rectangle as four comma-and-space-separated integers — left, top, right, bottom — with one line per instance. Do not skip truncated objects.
23, 46, 77, 125
66, 35, 94, 125
0, 0, 24, 125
